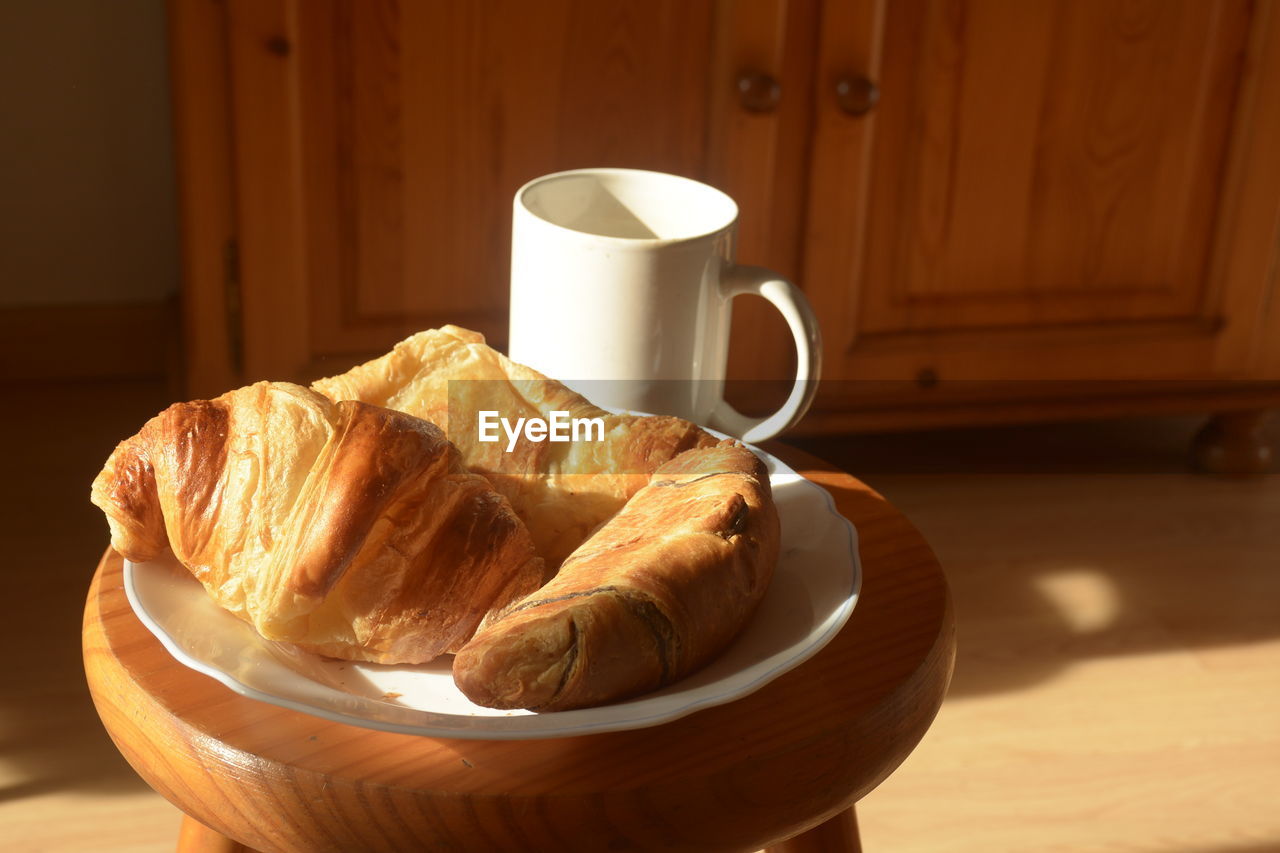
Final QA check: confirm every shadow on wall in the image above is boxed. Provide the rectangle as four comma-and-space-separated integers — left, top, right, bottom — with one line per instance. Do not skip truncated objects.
0, 0, 178, 309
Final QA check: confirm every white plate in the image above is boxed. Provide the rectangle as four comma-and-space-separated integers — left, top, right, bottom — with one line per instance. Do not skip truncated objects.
124, 446, 861, 739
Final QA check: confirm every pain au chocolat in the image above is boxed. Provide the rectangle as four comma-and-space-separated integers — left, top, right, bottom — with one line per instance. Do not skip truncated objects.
90, 381, 544, 664
452, 441, 780, 711
312, 325, 718, 569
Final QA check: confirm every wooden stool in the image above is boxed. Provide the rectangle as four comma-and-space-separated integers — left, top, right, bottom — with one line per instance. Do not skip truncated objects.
83, 447, 954, 852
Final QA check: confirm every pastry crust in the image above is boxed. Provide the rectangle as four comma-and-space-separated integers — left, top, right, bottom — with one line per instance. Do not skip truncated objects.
90, 381, 545, 664
452, 441, 780, 711
311, 325, 717, 568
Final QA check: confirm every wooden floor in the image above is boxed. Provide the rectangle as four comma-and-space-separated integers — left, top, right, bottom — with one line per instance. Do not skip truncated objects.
2, 379, 1277, 852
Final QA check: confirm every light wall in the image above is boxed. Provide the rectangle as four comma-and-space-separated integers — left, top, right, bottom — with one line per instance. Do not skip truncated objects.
0, 0, 178, 306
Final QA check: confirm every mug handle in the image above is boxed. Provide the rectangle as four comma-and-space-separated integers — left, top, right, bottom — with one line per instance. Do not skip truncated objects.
709, 265, 823, 443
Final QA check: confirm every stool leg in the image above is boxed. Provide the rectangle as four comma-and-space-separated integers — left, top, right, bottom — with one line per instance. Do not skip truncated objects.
176, 814, 260, 853
764, 805, 862, 852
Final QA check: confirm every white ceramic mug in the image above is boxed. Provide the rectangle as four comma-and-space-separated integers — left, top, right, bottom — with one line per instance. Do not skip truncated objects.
508, 167, 821, 443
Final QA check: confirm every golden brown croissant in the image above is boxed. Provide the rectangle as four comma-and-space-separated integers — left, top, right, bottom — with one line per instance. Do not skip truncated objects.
90, 381, 545, 664
312, 325, 717, 568
452, 441, 779, 711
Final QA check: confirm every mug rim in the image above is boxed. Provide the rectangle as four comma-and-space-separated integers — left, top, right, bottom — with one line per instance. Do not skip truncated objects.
514, 167, 739, 246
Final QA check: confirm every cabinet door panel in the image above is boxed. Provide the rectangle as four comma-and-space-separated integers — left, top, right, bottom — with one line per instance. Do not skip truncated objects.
806, 0, 1277, 382
231, 0, 714, 381
871, 0, 1246, 324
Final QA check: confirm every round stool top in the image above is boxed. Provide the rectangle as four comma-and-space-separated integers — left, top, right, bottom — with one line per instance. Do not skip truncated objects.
83, 446, 954, 853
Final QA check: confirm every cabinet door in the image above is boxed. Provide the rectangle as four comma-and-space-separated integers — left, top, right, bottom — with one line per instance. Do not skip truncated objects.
806, 0, 1280, 387
216, 0, 714, 385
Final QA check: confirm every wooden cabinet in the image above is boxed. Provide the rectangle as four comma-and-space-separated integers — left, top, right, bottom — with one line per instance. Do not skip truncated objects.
174, 0, 718, 393
713, 0, 1280, 434
172, 0, 1280, 448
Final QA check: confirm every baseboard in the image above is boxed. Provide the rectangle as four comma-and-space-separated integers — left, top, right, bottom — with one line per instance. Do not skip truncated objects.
0, 300, 178, 382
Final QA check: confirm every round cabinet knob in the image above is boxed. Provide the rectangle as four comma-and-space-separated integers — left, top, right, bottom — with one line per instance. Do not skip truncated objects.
265, 35, 291, 57
835, 75, 879, 117
737, 71, 782, 114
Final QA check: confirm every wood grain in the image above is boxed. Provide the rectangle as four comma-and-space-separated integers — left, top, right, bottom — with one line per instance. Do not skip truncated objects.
802, 0, 886, 375
849, 456, 1280, 851
707, 0, 819, 392
178, 815, 257, 853
1208, 0, 1280, 377
82, 447, 953, 853
806, 0, 1280, 386
223, 0, 312, 385
764, 805, 861, 852
167, 0, 239, 398
863, 0, 1247, 330
290, 0, 716, 363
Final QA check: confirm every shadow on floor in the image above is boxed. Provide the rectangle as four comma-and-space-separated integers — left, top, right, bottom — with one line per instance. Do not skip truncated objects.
0, 378, 173, 800
791, 416, 1280, 700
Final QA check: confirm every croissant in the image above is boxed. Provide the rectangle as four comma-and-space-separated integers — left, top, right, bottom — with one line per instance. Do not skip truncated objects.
313, 325, 717, 568
452, 441, 780, 711
90, 381, 545, 664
